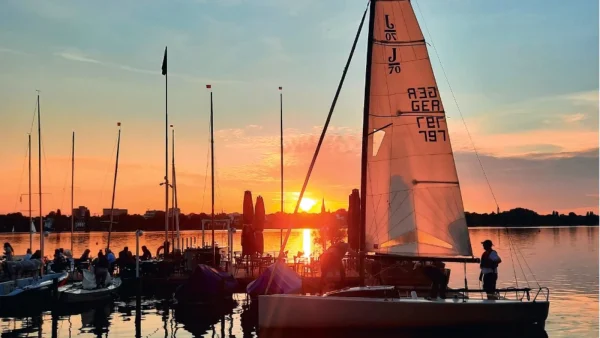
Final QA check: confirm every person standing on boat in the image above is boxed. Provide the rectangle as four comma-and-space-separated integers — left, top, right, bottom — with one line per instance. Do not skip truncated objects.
479, 239, 502, 299
319, 241, 357, 292
416, 260, 447, 300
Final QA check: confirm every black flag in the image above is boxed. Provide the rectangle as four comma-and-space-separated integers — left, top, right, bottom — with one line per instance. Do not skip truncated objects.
161, 46, 167, 76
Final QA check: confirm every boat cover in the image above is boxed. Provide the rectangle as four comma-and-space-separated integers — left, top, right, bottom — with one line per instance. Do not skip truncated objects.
246, 262, 302, 297
82, 269, 112, 290
175, 264, 238, 303
2, 259, 42, 278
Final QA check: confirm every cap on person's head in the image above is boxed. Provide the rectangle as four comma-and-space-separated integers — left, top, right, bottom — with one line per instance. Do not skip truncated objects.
481, 239, 493, 247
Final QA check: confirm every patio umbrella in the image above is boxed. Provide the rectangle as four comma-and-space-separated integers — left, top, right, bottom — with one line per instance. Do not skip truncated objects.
254, 196, 266, 254
242, 191, 256, 257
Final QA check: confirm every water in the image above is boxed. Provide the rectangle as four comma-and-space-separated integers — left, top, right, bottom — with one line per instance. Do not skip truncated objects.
0, 227, 597, 337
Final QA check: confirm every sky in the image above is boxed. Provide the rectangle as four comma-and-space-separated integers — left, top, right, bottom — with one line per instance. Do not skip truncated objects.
0, 0, 598, 216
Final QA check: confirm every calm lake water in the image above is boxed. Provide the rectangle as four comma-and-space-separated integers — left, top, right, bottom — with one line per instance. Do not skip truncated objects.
0, 227, 597, 337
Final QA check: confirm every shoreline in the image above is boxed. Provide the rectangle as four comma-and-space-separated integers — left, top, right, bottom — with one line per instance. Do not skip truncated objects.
0, 224, 597, 235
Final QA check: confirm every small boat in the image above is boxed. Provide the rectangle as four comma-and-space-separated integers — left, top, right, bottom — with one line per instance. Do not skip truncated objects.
0, 271, 68, 313
58, 269, 121, 304
174, 264, 238, 305
259, 0, 550, 329
246, 262, 302, 298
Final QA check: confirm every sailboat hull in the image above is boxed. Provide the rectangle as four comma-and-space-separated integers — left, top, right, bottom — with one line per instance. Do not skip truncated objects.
258, 294, 549, 329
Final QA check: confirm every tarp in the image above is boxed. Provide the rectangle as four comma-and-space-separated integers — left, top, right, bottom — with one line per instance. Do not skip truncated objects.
175, 264, 238, 303
82, 269, 112, 290
246, 262, 302, 297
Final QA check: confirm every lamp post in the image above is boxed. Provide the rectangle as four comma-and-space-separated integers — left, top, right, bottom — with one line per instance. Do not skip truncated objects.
135, 229, 144, 279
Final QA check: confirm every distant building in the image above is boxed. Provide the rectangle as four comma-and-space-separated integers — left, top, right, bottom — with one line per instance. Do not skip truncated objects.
168, 208, 181, 217
102, 208, 128, 217
72, 206, 89, 231
144, 210, 161, 219
72, 206, 89, 218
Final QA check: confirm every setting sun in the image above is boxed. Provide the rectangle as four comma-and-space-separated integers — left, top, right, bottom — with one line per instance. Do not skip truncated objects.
299, 197, 317, 212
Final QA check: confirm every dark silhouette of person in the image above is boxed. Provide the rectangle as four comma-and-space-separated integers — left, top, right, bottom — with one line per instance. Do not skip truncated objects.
419, 260, 448, 299
320, 241, 356, 292
479, 239, 502, 299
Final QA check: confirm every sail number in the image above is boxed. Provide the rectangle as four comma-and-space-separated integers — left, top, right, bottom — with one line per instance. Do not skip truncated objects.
416, 116, 447, 142
388, 48, 401, 74
408, 87, 441, 112
384, 15, 397, 41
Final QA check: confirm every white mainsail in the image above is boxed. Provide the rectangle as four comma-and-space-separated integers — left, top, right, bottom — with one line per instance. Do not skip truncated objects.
364, 0, 472, 257
30, 220, 36, 233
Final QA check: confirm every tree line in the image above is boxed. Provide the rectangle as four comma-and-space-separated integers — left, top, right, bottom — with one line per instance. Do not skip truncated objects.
0, 207, 596, 233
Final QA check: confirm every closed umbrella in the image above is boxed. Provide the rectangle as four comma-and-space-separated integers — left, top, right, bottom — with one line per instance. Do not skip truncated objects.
254, 196, 265, 254
348, 189, 360, 252
242, 191, 255, 257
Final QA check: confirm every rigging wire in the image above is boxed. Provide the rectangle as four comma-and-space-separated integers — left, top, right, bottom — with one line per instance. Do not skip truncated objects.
414, 0, 500, 211
12, 98, 40, 212
98, 133, 119, 210
200, 129, 210, 213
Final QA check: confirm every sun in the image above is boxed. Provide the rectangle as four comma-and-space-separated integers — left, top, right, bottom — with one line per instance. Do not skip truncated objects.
299, 197, 316, 212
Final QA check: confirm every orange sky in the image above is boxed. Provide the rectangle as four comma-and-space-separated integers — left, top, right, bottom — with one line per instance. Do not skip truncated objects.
0, 0, 597, 217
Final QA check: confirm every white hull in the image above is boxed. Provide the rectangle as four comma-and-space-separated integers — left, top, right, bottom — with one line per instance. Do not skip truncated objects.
58, 277, 122, 304
258, 294, 549, 329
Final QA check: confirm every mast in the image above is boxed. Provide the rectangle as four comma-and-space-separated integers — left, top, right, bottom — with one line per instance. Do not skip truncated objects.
107, 123, 121, 250
28, 133, 32, 250
37, 91, 44, 271
279, 86, 284, 248
171, 125, 177, 252
162, 46, 169, 252
263, 3, 370, 294
208, 85, 215, 266
70, 131, 75, 253
358, 0, 377, 287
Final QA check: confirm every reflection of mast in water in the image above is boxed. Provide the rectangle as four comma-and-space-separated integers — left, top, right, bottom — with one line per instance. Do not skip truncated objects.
51, 312, 58, 338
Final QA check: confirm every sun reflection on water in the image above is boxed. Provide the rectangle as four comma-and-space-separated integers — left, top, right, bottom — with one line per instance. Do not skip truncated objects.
303, 229, 311, 257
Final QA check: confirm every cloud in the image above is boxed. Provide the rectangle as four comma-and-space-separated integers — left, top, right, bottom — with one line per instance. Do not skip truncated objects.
52, 48, 243, 84
0, 47, 32, 56
54, 50, 101, 64
561, 113, 586, 123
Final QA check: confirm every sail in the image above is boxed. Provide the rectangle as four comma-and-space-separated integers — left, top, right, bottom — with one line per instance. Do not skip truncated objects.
30, 221, 36, 233
364, 0, 472, 257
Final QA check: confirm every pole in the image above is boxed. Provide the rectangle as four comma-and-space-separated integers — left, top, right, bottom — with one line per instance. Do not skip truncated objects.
70, 131, 75, 253
209, 88, 216, 267
28, 133, 32, 250
171, 127, 175, 253
358, 0, 377, 287
37, 91, 44, 273
164, 56, 169, 253
279, 87, 284, 248
107, 124, 121, 250
263, 2, 369, 294
136, 230, 141, 279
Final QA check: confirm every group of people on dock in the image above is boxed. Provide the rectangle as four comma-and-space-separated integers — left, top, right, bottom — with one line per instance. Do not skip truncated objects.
2, 241, 158, 287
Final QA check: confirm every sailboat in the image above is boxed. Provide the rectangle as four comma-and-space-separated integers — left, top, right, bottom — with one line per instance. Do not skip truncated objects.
258, 0, 549, 329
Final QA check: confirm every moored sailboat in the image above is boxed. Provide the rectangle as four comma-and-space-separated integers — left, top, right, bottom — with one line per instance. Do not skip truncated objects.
259, 0, 549, 329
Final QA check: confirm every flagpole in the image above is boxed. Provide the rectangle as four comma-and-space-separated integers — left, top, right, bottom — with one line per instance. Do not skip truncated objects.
171, 125, 175, 252
279, 86, 284, 248
208, 85, 216, 267
70, 131, 75, 253
37, 90, 44, 274
162, 46, 169, 254
107, 123, 121, 250
28, 133, 32, 251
